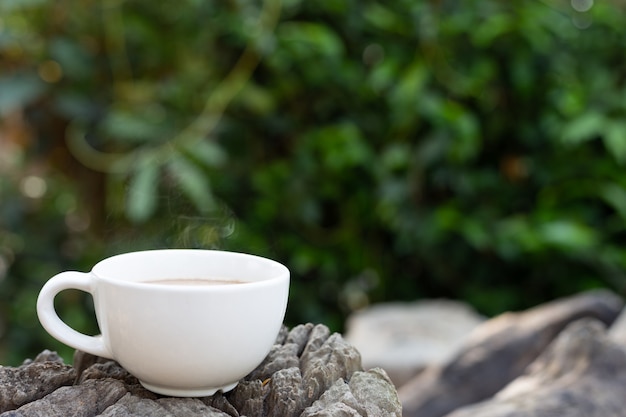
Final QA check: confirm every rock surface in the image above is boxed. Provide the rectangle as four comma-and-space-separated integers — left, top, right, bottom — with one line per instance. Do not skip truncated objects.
608, 304, 626, 345
445, 318, 626, 417
344, 300, 484, 387
0, 350, 76, 413
0, 323, 402, 417
398, 289, 624, 417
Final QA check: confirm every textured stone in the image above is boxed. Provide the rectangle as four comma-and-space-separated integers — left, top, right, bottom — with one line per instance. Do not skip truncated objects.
265, 368, 306, 416
300, 327, 363, 406
1, 378, 127, 417
21, 350, 65, 366
246, 343, 300, 382
158, 398, 232, 417
0, 323, 401, 417
98, 394, 231, 417
608, 306, 626, 345
228, 323, 367, 416
200, 393, 239, 417
445, 318, 626, 417
345, 300, 484, 386
227, 379, 266, 417
301, 368, 402, 417
98, 393, 170, 417
398, 289, 624, 417
0, 350, 76, 413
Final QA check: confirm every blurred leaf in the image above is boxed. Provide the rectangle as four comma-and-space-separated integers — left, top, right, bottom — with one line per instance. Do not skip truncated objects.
562, 112, 605, 145
416, 134, 448, 166
380, 143, 411, 172
599, 183, 626, 220
494, 216, 541, 257
554, 88, 585, 117
319, 0, 350, 14
368, 59, 399, 93
306, 122, 371, 171
539, 220, 598, 251
53, 93, 100, 120
389, 62, 429, 128
168, 155, 214, 212
472, 14, 513, 46
183, 140, 227, 168
0, 73, 45, 116
0, 0, 46, 11
126, 154, 160, 223
102, 106, 165, 143
604, 121, 626, 164
50, 37, 93, 79
442, 101, 480, 162
363, 3, 410, 34
278, 22, 344, 57
236, 82, 275, 115
390, 62, 429, 109
461, 219, 490, 250
435, 205, 462, 230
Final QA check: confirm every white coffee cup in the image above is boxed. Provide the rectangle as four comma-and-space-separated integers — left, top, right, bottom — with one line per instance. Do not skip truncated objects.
37, 249, 290, 397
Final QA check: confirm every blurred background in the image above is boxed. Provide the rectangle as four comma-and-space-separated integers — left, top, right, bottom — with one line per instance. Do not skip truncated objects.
1, 0, 626, 365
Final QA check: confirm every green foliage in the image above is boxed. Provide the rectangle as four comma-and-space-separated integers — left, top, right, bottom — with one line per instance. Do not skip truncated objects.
0, 168, 102, 364
1, 0, 626, 363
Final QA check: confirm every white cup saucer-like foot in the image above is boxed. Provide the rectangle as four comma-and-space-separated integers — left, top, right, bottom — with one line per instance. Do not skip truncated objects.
139, 381, 239, 397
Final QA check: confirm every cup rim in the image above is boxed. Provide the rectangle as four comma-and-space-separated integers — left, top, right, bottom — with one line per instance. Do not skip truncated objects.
91, 249, 290, 291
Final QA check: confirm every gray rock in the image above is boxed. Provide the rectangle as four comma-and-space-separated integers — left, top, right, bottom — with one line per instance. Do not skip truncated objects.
347, 369, 402, 416
1, 378, 127, 417
445, 318, 626, 417
73, 350, 115, 382
99, 394, 231, 417
76, 361, 147, 395
398, 289, 624, 417
300, 327, 363, 405
301, 368, 402, 417
285, 323, 316, 351
246, 342, 300, 382
0, 323, 401, 417
226, 379, 266, 417
0, 351, 76, 413
608, 306, 626, 345
345, 300, 484, 387
264, 367, 306, 417
21, 350, 65, 366
229, 323, 367, 416
158, 398, 232, 417
98, 393, 170, 417
200, 393, 239, 417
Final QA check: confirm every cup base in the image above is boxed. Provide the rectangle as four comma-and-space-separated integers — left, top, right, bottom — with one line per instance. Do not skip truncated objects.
139, 381, 239, 397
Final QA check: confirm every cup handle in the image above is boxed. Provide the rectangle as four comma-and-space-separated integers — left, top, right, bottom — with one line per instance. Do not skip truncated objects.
36, 271, 113, 359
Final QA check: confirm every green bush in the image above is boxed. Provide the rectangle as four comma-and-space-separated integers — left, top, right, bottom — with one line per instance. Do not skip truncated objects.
1, 0, 626, 363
